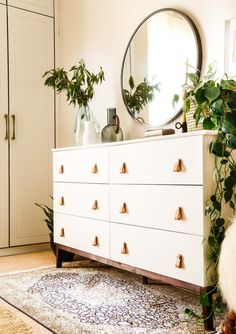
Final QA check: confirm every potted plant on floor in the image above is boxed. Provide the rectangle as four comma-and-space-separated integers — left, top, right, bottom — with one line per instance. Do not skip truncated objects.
35, 200, 74, 261
184, 64, 236, 310
43, 59, 105, 144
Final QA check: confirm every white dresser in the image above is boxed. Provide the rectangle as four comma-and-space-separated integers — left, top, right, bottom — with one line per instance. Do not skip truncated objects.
53, 131, 216, 330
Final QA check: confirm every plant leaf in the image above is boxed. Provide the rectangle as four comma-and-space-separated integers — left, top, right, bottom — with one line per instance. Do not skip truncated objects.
203, 117, 215, 130
204, 86, 220, 103
227, 135, 236, 149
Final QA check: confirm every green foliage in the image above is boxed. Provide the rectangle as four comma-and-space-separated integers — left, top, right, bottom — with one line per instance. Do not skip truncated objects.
43, 60, 105, 119
185, 64, 236, 314
35, 198, 53, 233
123, 76, 159, 113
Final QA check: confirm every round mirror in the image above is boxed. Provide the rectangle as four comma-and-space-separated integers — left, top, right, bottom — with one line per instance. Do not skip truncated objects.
121, 8, 202, 127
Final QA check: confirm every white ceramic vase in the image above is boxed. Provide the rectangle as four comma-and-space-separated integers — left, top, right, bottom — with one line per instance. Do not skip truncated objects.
82, 120, 97, 145
74, 109, 84, 145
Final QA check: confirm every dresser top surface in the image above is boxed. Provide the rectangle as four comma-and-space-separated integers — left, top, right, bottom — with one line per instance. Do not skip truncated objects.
52, 130, 217, 152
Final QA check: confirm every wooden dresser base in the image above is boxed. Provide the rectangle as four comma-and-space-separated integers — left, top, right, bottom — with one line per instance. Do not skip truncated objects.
56, 243, 214, 331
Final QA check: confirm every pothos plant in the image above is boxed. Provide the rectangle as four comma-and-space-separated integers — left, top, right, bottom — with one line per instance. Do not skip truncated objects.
184, 64, 236, 313
123, 75, 160, 114
43, 59, 105, 120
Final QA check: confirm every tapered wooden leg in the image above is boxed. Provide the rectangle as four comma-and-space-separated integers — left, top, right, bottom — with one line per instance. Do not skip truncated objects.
201, 287, 214, 331
222, 311, 236, 334
142, 276, 149, 284
56, 246, 63, 268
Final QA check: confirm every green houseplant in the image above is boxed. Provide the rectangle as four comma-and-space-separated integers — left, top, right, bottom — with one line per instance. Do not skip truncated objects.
43, 59, 105, 144
35, 201, 55, 254
184, 65, 236, 311
123, 75, 159, 116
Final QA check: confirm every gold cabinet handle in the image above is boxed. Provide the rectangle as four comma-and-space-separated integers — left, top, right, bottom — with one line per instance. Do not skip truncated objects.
92, 200, 98, 210
173, 159, 182, 172
175, 254, 183, 268
91, 164, 98, 174
120, 162, 127, 174
175, 207, 183, 220
121, 242, 128, 254
120, 202, 127, 214
59, 165, 64, 174
4, 114, 8, 140
92, 236, 99, 246
59, 197, 64, 206
59, 228, 65, 237
11, 114, 16, 140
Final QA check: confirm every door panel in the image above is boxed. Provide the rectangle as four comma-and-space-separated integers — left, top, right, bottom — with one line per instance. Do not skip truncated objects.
0, 4, 8, 248
8, 0, 53, 16
8, 8, 54, 246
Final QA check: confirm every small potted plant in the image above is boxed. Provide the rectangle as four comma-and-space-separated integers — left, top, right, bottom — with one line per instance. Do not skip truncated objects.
43, 59, 105, 144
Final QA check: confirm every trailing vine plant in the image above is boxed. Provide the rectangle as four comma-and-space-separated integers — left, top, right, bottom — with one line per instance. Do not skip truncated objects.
185, 64, 236, 313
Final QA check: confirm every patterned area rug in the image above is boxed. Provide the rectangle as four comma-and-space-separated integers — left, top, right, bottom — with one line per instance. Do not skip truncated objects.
0, 261, 209, 333
0, 306, 34, 334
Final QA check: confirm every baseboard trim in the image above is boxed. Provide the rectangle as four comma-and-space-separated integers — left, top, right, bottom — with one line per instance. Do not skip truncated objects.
0, 243, 50, 256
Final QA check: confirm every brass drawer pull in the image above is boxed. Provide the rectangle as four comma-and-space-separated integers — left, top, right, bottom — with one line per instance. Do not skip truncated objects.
59, 228, 64, 237
59, 197, 64, 206
175, 207, 183, 220
121, 242, 128, 254
92, 236, 99, 247
4, 114, 8, 140
173, 159, 182, 172
11, 114, 16, 140
120, 162, 127, 174
91, 164, 98, 174
175, 254, 183, 268
59, 165, 64, 174
120, 202, 127, 214
92, 200, 98, 210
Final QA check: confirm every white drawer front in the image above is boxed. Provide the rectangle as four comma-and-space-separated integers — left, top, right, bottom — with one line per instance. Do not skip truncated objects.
110, 223, 205, 286
110, 136, 203, 185
53, 147, 109, 183
110, 185, 204, 235
54, 213, 109, 258
54, 183, 109, 221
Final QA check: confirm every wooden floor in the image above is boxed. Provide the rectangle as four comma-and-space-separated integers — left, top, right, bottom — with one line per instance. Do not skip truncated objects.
0, 250, 55, 333
0, 250, 55, 274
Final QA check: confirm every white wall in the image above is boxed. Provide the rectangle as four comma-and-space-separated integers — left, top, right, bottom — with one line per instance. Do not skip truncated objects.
57, 0, 236, 147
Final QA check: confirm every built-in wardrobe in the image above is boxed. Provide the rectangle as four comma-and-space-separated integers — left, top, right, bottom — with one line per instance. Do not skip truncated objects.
0, 0, 55, 250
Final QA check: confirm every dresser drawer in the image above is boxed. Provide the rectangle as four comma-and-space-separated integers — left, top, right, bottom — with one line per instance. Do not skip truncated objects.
110, 184, 204, 235
53, 147, 109, 183
110, 223, 205, 286
54, 183, 109, 221
109, 136, 203, 185
54, 213, 109, 258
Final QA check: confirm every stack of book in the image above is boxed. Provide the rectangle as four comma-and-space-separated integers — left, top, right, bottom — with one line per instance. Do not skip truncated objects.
144, 128, 175, 138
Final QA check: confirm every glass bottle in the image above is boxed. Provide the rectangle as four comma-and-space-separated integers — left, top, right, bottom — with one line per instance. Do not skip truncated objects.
101, 108, 123, 143
74, 106, 100, 145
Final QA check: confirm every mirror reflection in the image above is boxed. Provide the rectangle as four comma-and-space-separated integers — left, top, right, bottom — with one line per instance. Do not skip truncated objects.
121, 8, 202, 127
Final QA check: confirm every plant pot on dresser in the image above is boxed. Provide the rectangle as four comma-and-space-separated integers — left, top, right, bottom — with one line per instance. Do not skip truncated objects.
52, 130, 218, 331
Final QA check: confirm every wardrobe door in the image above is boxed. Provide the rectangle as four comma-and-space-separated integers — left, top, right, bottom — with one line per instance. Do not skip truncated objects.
8, 7, 54, 246
0, 4, 8, 248
8, 0, 53, 16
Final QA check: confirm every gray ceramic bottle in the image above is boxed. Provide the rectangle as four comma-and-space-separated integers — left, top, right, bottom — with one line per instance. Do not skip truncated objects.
101, 108, 123, 143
